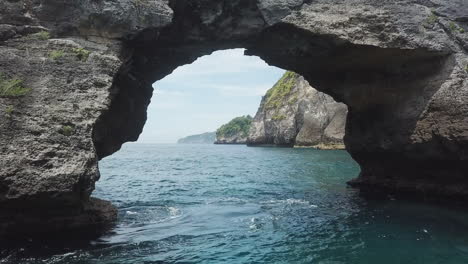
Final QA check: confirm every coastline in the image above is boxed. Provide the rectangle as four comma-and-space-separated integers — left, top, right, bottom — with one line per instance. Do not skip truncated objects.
294, 143, 346, 150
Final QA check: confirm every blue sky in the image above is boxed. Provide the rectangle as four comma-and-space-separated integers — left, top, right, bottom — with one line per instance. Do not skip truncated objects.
138, 49, 285, 143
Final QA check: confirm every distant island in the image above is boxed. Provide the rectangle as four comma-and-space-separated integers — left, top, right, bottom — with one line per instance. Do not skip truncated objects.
177, 115, 255, 145
177, 132, 216, 144
214, 115, 253, 144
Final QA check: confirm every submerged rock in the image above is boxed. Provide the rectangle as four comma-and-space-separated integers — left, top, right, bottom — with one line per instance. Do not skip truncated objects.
215, 116, 253, 144
0, 198, 117, 240
248, 72, 347, 148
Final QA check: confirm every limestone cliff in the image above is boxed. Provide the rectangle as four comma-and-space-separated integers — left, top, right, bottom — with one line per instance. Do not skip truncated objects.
215, 116, 253, 144
0, 0, 467, 238
178, 132, 216, 144
248, 72, 347, 148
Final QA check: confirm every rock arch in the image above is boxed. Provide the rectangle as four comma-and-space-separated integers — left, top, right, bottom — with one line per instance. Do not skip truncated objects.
0, 0, 467, 237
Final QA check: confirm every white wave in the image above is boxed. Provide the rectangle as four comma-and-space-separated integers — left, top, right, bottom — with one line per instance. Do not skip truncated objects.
249, 217, 261, 230
262, 198, 318, 208
206, 197, 248, 204
167, 206, 182, 218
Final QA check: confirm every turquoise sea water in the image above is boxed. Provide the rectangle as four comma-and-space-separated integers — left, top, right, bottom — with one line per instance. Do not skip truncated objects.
4, 143, 468, 263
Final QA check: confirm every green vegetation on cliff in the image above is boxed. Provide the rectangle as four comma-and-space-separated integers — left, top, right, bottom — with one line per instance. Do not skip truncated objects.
59, 125, 74, 136
216, 115, 253, 138
49, 50, 65, 60
0, 73, 30, 98
34, 31, 50, 40
264, 71, 298, 110
272, 114, 287, 121
72, 48, 91, 62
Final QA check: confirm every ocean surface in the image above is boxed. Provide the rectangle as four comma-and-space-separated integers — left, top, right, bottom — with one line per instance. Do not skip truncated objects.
3, 143, 468, 263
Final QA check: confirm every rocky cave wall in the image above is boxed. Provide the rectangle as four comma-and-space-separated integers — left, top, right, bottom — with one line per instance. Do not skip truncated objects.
0, 0, 467, 237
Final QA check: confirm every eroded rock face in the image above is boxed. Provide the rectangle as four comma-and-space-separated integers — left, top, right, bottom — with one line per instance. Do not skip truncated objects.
248, 71, 347, 148
214, 135, 249, 145
0, 0, 173, 238
0, 0, 467, 237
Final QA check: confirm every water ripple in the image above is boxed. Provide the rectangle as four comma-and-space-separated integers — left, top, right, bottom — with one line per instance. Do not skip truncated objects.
5, 144, 468, 264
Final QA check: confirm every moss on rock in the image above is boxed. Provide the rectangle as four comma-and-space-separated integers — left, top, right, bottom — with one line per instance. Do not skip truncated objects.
216, 115, 253, 138
264, 71, 298, 110
0, 73, 30, 98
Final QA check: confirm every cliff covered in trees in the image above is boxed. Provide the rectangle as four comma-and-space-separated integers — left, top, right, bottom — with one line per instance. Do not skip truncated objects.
215, 116, 253, 144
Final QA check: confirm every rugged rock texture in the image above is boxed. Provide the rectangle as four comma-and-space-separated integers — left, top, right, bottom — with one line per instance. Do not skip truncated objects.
178, 132, 216, 144
215, 115, 253, 144
248, 71, 347, 148
215, 135, 248, 145
0, 0, 170, 238
0, 0, 467, 237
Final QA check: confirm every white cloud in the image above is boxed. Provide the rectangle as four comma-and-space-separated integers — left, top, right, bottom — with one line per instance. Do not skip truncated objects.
148, 99, 185, 110
153, 89, 189, 97
149, 103, 180, 110
160, 49, 277, 80
205, 84, 271, 97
